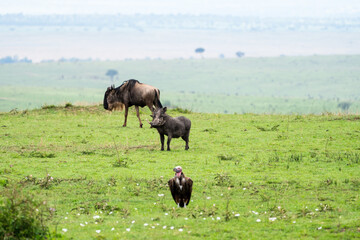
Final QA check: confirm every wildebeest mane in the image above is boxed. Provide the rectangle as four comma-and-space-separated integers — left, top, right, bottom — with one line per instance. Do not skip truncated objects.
118, 79, 139, 92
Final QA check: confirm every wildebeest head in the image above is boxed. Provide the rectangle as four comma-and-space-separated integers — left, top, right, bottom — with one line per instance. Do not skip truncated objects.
150, 107, 167, 128
103, 85, 124, 111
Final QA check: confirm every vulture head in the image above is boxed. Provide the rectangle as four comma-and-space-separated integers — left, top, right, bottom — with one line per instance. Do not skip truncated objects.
173, 166, 182, 177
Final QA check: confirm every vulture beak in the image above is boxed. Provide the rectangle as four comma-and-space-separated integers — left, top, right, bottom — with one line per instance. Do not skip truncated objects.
173, 166, 182, 177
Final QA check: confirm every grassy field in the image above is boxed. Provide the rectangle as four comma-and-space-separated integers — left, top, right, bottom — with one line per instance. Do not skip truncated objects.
0, 105, 359, 239
1, 55, 360, 114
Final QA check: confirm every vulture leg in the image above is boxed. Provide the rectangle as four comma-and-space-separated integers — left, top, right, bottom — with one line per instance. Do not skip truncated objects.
135, 106, 143, 128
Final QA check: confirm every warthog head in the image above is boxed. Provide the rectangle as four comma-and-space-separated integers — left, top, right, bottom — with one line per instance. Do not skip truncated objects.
149, 107, 167, 128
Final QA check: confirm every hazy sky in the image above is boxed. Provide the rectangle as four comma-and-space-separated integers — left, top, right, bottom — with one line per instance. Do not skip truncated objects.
1, 0, 360, 17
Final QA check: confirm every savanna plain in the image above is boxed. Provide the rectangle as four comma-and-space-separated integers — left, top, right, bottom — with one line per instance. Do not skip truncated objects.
0, 105, 359, 239
0, 55, 360, 239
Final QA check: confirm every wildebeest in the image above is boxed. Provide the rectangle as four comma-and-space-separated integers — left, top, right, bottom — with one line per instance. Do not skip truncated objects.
149, 107, 191, 151
103, 79, 162, 128
168, 166, 193, 208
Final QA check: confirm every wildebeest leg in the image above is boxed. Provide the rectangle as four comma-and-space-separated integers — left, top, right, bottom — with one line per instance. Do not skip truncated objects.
167, 135, 172, 151
123, 107, 128, 127
135, 106, 143, 128
160, 134, 165, 151
182, 134, 189, 150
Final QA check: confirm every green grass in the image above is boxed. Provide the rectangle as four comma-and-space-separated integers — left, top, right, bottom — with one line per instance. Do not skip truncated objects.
1, 55, 360, 113
1, 105, 359, 239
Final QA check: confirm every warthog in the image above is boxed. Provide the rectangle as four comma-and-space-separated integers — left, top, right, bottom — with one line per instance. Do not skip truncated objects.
103, 79, 162, 128
149, 107, 191, 151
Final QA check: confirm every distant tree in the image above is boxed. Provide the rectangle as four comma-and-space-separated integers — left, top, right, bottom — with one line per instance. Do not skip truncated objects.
337, 102, 351, 112
195, 47, 205, 58
236, 51, 245, 58
0, 56, 32, 64
106, 69, 118, 83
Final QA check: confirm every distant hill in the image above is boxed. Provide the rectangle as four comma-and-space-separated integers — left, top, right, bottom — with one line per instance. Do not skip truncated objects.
1, 14, 359, 32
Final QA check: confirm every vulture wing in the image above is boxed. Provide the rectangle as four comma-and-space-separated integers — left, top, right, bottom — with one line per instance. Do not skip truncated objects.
168, 178, 180, 205
184, 177, 193, 206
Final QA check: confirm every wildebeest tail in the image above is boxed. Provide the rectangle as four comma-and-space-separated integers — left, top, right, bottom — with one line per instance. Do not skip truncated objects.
154, 89, 163, 108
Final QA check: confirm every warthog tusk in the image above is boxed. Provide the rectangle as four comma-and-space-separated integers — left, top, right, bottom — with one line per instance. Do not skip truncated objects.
146, 119, 153, 128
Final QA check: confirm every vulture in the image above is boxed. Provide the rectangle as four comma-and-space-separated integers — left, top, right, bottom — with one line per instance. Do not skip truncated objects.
168, 166, 193, 207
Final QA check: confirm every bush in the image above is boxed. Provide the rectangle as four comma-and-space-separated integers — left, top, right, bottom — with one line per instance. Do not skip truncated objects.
0, 184, 53, 239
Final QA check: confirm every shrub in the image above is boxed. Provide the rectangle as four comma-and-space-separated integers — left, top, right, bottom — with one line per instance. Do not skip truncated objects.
0, 184, 53, 239
64, 102, 73, 108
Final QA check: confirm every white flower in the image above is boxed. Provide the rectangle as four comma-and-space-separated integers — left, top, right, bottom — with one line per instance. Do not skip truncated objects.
85, 222, 88, 225
96, 230, 101, 233
179, 229, 183, 232
252, 211, 259, 215
184, 218, 188, 220
80, 223, 85, 227
163, 226, 167, 229
203, 218, 206, 220
216, 217, 221, 220
213, 204, 216, 207
158, 194, 164, 197
243, 188, 246, 190
111, 228, 115, 231
126, 228, 130, 232
256, 219, 261, 222
293, 221, 296, 224
131, 220, 135, 224
93, 215, 100, 219
165, 213, 168, 215
318, 226, 322, 230
62, 228, 68, 232
206, 197, 211, 199
278, 206, 281, 209
170, 226, 174, 230
235, 214, 240, 217
315, 208, 319, 211
269, 217, 277, 221
134, 208, 138, 210
64, 217, 68, 219
151, 226, 155, 229
109, 211, 113, 215
154, 202, 157, 205
144, 223, 148, 226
